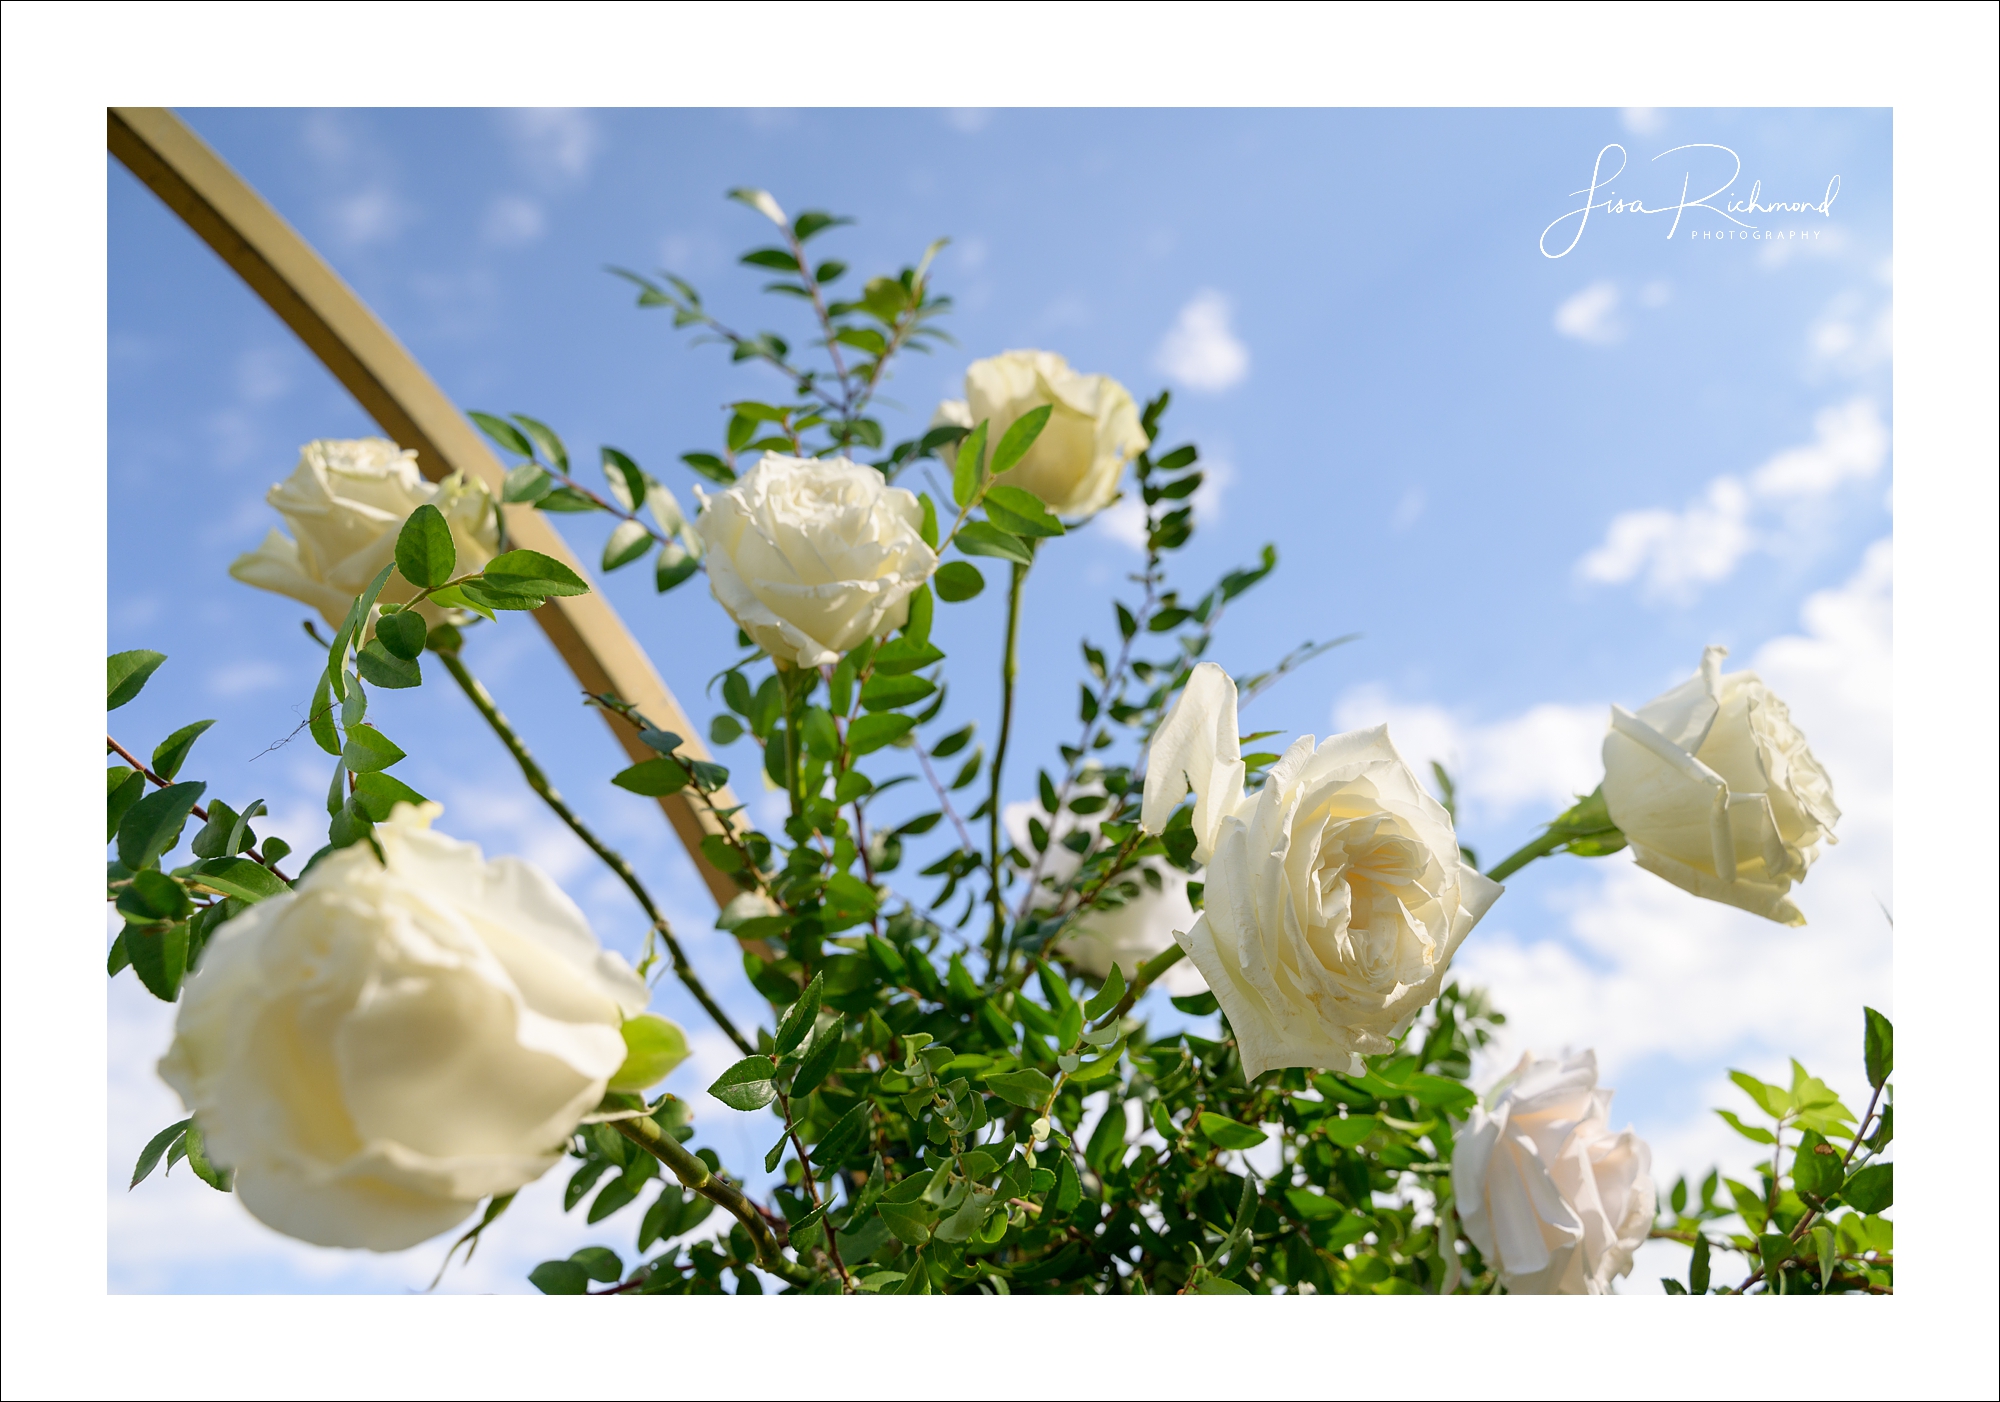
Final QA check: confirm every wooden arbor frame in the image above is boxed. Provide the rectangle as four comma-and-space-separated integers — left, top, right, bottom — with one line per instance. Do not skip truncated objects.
107, 107, 741, 906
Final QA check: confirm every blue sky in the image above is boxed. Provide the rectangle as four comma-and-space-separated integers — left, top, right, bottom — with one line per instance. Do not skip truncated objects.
107, 106, 1891, 1293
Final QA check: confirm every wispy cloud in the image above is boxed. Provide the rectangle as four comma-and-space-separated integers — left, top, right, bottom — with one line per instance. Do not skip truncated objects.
328, 186, 412, 248
1621, 107, 1666, 137
502, 109, 599, 185
944, 108, 992, 134
1576, 398, 1887, 600
1155, 290, 1249, 393
1554, 280, 1624, 344
482, 194, 547, 248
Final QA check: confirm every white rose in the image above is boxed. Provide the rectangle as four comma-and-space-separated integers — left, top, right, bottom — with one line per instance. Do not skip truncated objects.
229, 437, 500, 628
1601, 644, 1839, 925
933, 349, 1148, 519
1140, 663, 1500, 1077
158, 803, 651, 1251
1003, 793, 1207, 996
1451, 1050, 1656, 1295
696, 453, 937, 669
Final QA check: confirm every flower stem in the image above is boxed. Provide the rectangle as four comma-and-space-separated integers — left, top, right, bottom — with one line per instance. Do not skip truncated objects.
987, 559, 1027, 975
433, 643, 752, 1057
610, 1115, 815, 1288
1482, 828, 1566, 883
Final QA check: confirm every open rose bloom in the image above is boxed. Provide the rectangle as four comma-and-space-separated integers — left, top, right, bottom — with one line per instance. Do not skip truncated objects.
159, 804, 649, 1251
697, 453, 937, 668
1601, 644, 1839, 924
1452, 1050, 1656, 1295
229, 437, 499, 628
1142, 663, 1499, 1077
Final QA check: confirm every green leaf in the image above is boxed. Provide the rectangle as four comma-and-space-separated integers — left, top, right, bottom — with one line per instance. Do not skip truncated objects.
376, 610, 427, 661
916, 492, 939, 549
1715, 1109, 1778, 1145
877, 1199, 934, 1247
1171, 991, 1219, 1016
352, 771, 428, 822
988, 404, 1053, 478
470, 410, 535, 458
934, 560, 984, 602
681, 451, 735, 485
117, 869, 192, 924
600, 446, 648, 512
357, 639, 422, 689
107, 768, 146, 843
528, 1260, 589, 1295
307, 672, 341, 756
1689, 1231, 1712, 1293
117, 781, 205, 871
1083, 964, 1126, 1022
602, 518, 653, 573
1198, 1112, 1268, 1151
983, 1068, 1054, 1109
183, 1120, 233, 1192
130, 1119, 192, 1189
612, 756, 690, 796
708, 1055, 779, 1112
790, 1023, 843, 1099
124, 919, 189, 1001
191, 857, 286, 904
859, 674, 935, 713
1791, 1129, 1842, 1199
812, 1102, 872, 1169
951, 422, 988, 508
340, 726, 405, 774
1842, 1162, 1892, 1214
870, 637, 945, 676
847, 713, 915, 755
954, 520, 1033, 565
150, 720, 215, 782
511, 414, 569, 471
475, 549, 589, 606
394, 503, 456, 589
775, 972, 825, 1056
502, 462, 554, 503
1729, 1070, 1792, 1119
983, 482, 1064, 538
1863, 1007, 1892, 1089
108, 650, 167, 710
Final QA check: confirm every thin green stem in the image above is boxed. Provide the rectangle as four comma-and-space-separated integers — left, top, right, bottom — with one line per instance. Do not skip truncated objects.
987, 560, 1027, 975
610, 1116, 814, 1288
434, 645, 753, 1057
1482, 828, 1566, 883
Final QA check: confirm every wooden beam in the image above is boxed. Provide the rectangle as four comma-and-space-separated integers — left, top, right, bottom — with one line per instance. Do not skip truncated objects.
108, 106, 744, 907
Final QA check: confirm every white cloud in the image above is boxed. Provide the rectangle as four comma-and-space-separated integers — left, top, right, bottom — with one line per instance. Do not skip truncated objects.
1155, 290, 1249, 393
944, 108, 992, 134
1391, 486, 1426, 531
1349, 541, 1890, 1289
328, 186, 411, 247
1577, 398, 1887, 599
1554, 280, 1623, 344
502, 108, 599, 184
1621, 107, 1666, 136
204, 660, 288, 698
1639, 280, 1671, 308
482, 194, 547, 248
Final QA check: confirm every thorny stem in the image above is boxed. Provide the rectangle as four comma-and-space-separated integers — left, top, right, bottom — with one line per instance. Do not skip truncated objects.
912, 738, 977, 853
609, 1115, 814, 1288
434, 647, 753, 1057
107, 735, 292, 882
986, 560, 1027, 977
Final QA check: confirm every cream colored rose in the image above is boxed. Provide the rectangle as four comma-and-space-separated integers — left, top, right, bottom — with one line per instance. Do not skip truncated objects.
158, 803, 651, 1251
697, 453, 936, 668
1003, 793, 1207, 996
933, 349, 1148, 519
1452, 1050, 1655, 1295
1601, 644, 1839, 925
229, 437, 499, 627
1140, 663, 1499, 1077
